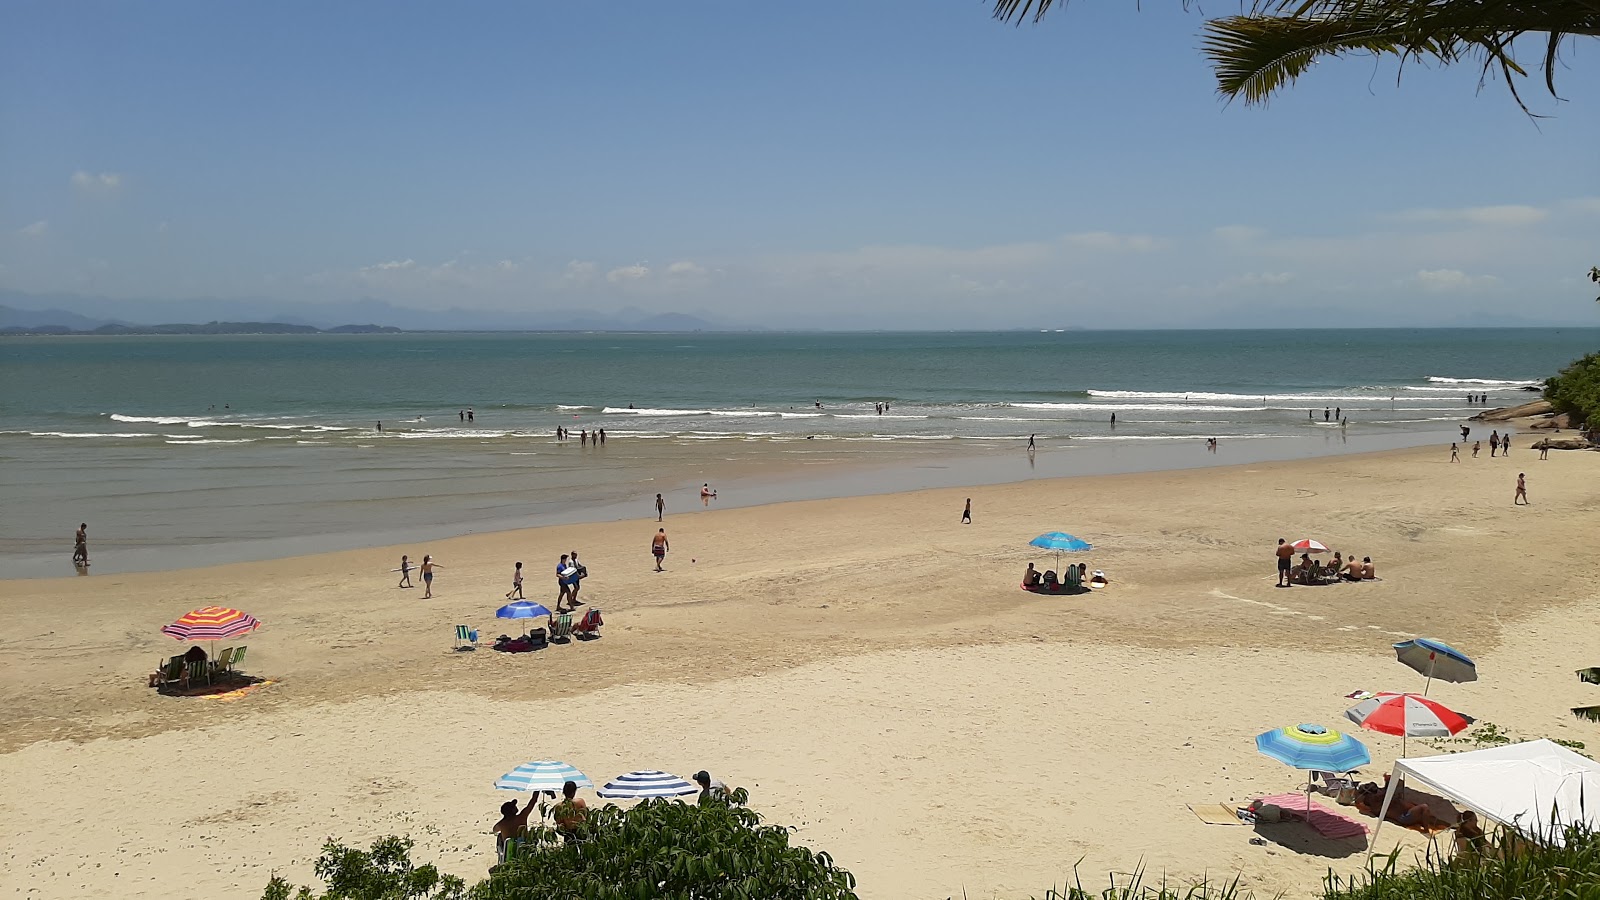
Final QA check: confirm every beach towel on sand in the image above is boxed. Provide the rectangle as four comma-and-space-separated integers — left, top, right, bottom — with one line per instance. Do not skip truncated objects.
1188, 802, 1242, 825
1255, 792, 1369, 839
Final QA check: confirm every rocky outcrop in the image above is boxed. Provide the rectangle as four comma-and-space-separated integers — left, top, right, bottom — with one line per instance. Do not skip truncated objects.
1473, 399, 1552, 422
1530, 413, 1573, 430
1528, 437, 1594, 451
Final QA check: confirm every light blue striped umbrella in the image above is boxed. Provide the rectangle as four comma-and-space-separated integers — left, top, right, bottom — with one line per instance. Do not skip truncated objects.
1256, 724, 1371, 772
1028, 531, 1093, 570
596, 770, 698, 800
495, 760, 592, 793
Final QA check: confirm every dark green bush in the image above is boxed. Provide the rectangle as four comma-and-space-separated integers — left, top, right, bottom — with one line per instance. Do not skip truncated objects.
1544, 351, 1600, 429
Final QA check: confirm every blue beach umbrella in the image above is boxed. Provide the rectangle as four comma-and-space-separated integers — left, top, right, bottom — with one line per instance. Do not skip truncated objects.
496, 600, 551, 623
495, 760, 592, 793
1256, 724, 1372, 772
1028, 531, 1093, 570
596, 770, 699, 800
1392, 638, 1476, 695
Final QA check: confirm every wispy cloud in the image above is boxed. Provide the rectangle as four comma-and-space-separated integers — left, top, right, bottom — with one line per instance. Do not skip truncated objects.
1062, 231, 1161, 252
19, 220, 48, 237
665, 261, 706, 276
1212, 225, 1265, 244
70, 170, 122, 192
1392, 204, 1548, 227
1411, 268, 1500, 292
606, 263, 650, 283
361, 258, 416, 273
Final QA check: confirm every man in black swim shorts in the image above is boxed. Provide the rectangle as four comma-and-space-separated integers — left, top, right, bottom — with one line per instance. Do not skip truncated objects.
1276, 538, 1294, 587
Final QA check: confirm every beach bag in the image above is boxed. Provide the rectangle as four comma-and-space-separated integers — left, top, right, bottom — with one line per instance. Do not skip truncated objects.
1253, 802, 1283, 824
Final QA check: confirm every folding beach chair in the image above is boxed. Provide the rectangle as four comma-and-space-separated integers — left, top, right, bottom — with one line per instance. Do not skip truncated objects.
548, 614, 574, 643
156, 655, 185, 689
455, 624, 479, 651
574, 608, 603, 640
213, 647, 235, 676
186, 658, 210, 690
231, 646, 248, 671
1064, 566, 1083, 591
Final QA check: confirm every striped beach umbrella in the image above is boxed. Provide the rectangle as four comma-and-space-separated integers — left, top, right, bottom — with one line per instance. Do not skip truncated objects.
1290, 538, 1329, 553
1393, 638, 1476, 695
1346, 692, 1471, 756
1256, 724, 1371, 772
495, 760, 591, 793
496, 601, 551, 621
596, 770, 698, 800
160, 606, 261, 642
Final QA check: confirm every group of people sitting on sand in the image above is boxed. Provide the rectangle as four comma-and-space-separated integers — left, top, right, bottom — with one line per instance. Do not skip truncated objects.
1348, 776, 1490, 859
1021, 561, 1108, 593
1292, 550, 1376, 585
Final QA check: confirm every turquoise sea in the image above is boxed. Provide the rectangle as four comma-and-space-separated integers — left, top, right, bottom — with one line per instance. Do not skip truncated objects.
3, 328, 1594, 576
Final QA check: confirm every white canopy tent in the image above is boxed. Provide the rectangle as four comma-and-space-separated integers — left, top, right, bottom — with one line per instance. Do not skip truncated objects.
1373, 739, 1600, 849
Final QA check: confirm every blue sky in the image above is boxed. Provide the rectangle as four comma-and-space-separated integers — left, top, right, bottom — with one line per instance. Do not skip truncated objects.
3, 1, 1598, 328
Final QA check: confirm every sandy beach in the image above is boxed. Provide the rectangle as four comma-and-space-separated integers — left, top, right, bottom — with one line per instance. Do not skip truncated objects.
3, 442, 1598, 899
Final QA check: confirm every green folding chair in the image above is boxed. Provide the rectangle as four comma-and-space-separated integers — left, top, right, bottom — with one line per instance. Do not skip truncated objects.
231, 645, 248, 671
454, 624, 478, 650
548, 614, 574, 643
186, 658, 210, 689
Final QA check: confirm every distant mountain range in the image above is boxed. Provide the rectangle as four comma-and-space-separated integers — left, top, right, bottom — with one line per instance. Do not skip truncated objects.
0, 291, 729, 333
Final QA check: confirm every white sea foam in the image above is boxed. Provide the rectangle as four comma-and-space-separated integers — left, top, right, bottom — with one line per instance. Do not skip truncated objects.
166, 438, 256, 445
1427, 376, 1540, 385
1086, 390, 1417, 403
834, 414, 928, 419
601, 407, 712, 416
555, 405, 592, 410
109, 414, 191, 424
27, 431, 156, 438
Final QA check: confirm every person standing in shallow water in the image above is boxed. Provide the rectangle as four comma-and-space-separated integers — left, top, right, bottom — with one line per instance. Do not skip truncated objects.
655, 493, 665, 522
961, 498, 972, 524
73, 523, 88, 566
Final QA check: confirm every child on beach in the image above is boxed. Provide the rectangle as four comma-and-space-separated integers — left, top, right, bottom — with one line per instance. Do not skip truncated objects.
506, 561, 523, 599
397, 554, 412, 589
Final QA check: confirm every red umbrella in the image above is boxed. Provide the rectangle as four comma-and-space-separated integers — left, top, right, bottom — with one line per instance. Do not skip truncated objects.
1290, 538, 1329, 553
1345, 691, 1470, 756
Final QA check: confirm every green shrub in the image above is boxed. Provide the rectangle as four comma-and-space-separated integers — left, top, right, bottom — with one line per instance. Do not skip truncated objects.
1544, 351, 1600, 429
264, 790, 858, 900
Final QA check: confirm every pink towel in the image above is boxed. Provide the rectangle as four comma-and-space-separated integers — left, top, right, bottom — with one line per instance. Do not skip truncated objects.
1255, 792, 1369, 839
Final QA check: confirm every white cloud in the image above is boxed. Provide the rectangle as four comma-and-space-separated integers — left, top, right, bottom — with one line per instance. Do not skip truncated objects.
19, 220, 48, 237
606, 263, 650, 283
562, 260, 598, 284
1411, 268, 1500, 292
1393, 204, 1548, 227
1566, 197, 1600, 215
70, 170, 122, 191
665, 261, 706, 276
496, 259, 519, 272
361, 258, 416, 273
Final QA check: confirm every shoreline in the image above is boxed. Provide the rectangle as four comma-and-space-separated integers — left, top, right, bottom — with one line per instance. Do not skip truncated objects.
6, 426, 1462, 580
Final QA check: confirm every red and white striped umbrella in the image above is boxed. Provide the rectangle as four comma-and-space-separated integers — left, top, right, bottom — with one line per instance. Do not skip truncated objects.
1345, 692, 1470, 756
1290, 538, 1329, 553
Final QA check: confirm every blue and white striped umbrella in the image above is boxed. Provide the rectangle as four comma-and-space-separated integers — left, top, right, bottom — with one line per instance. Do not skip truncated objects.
494, 760, 592, 792
496, 601, 552, 621
596, 770, 698, 800
1393, 638, 1476, 694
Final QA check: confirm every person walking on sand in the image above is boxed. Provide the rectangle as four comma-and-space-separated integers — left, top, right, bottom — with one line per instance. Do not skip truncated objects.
1539, 439, 1550, 460
961, 498, 972, 524
73, 523, 88, 566
655, 493, 665, 522
1450, 442, 1460, 463
1276, 538, 1294, 587
397, 554, 412, 588
506, 561, 524, 600
567, 550, 586, 607
1489, 430, 1500, 457
1028, 433, 1036, 451
1515, 473, 1529, 505
420, 554, 440, 598
652, 528, 669, 571
1502, 429, 1513, 456
1472, 440, 1481, 458
555, 554, 575, 611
